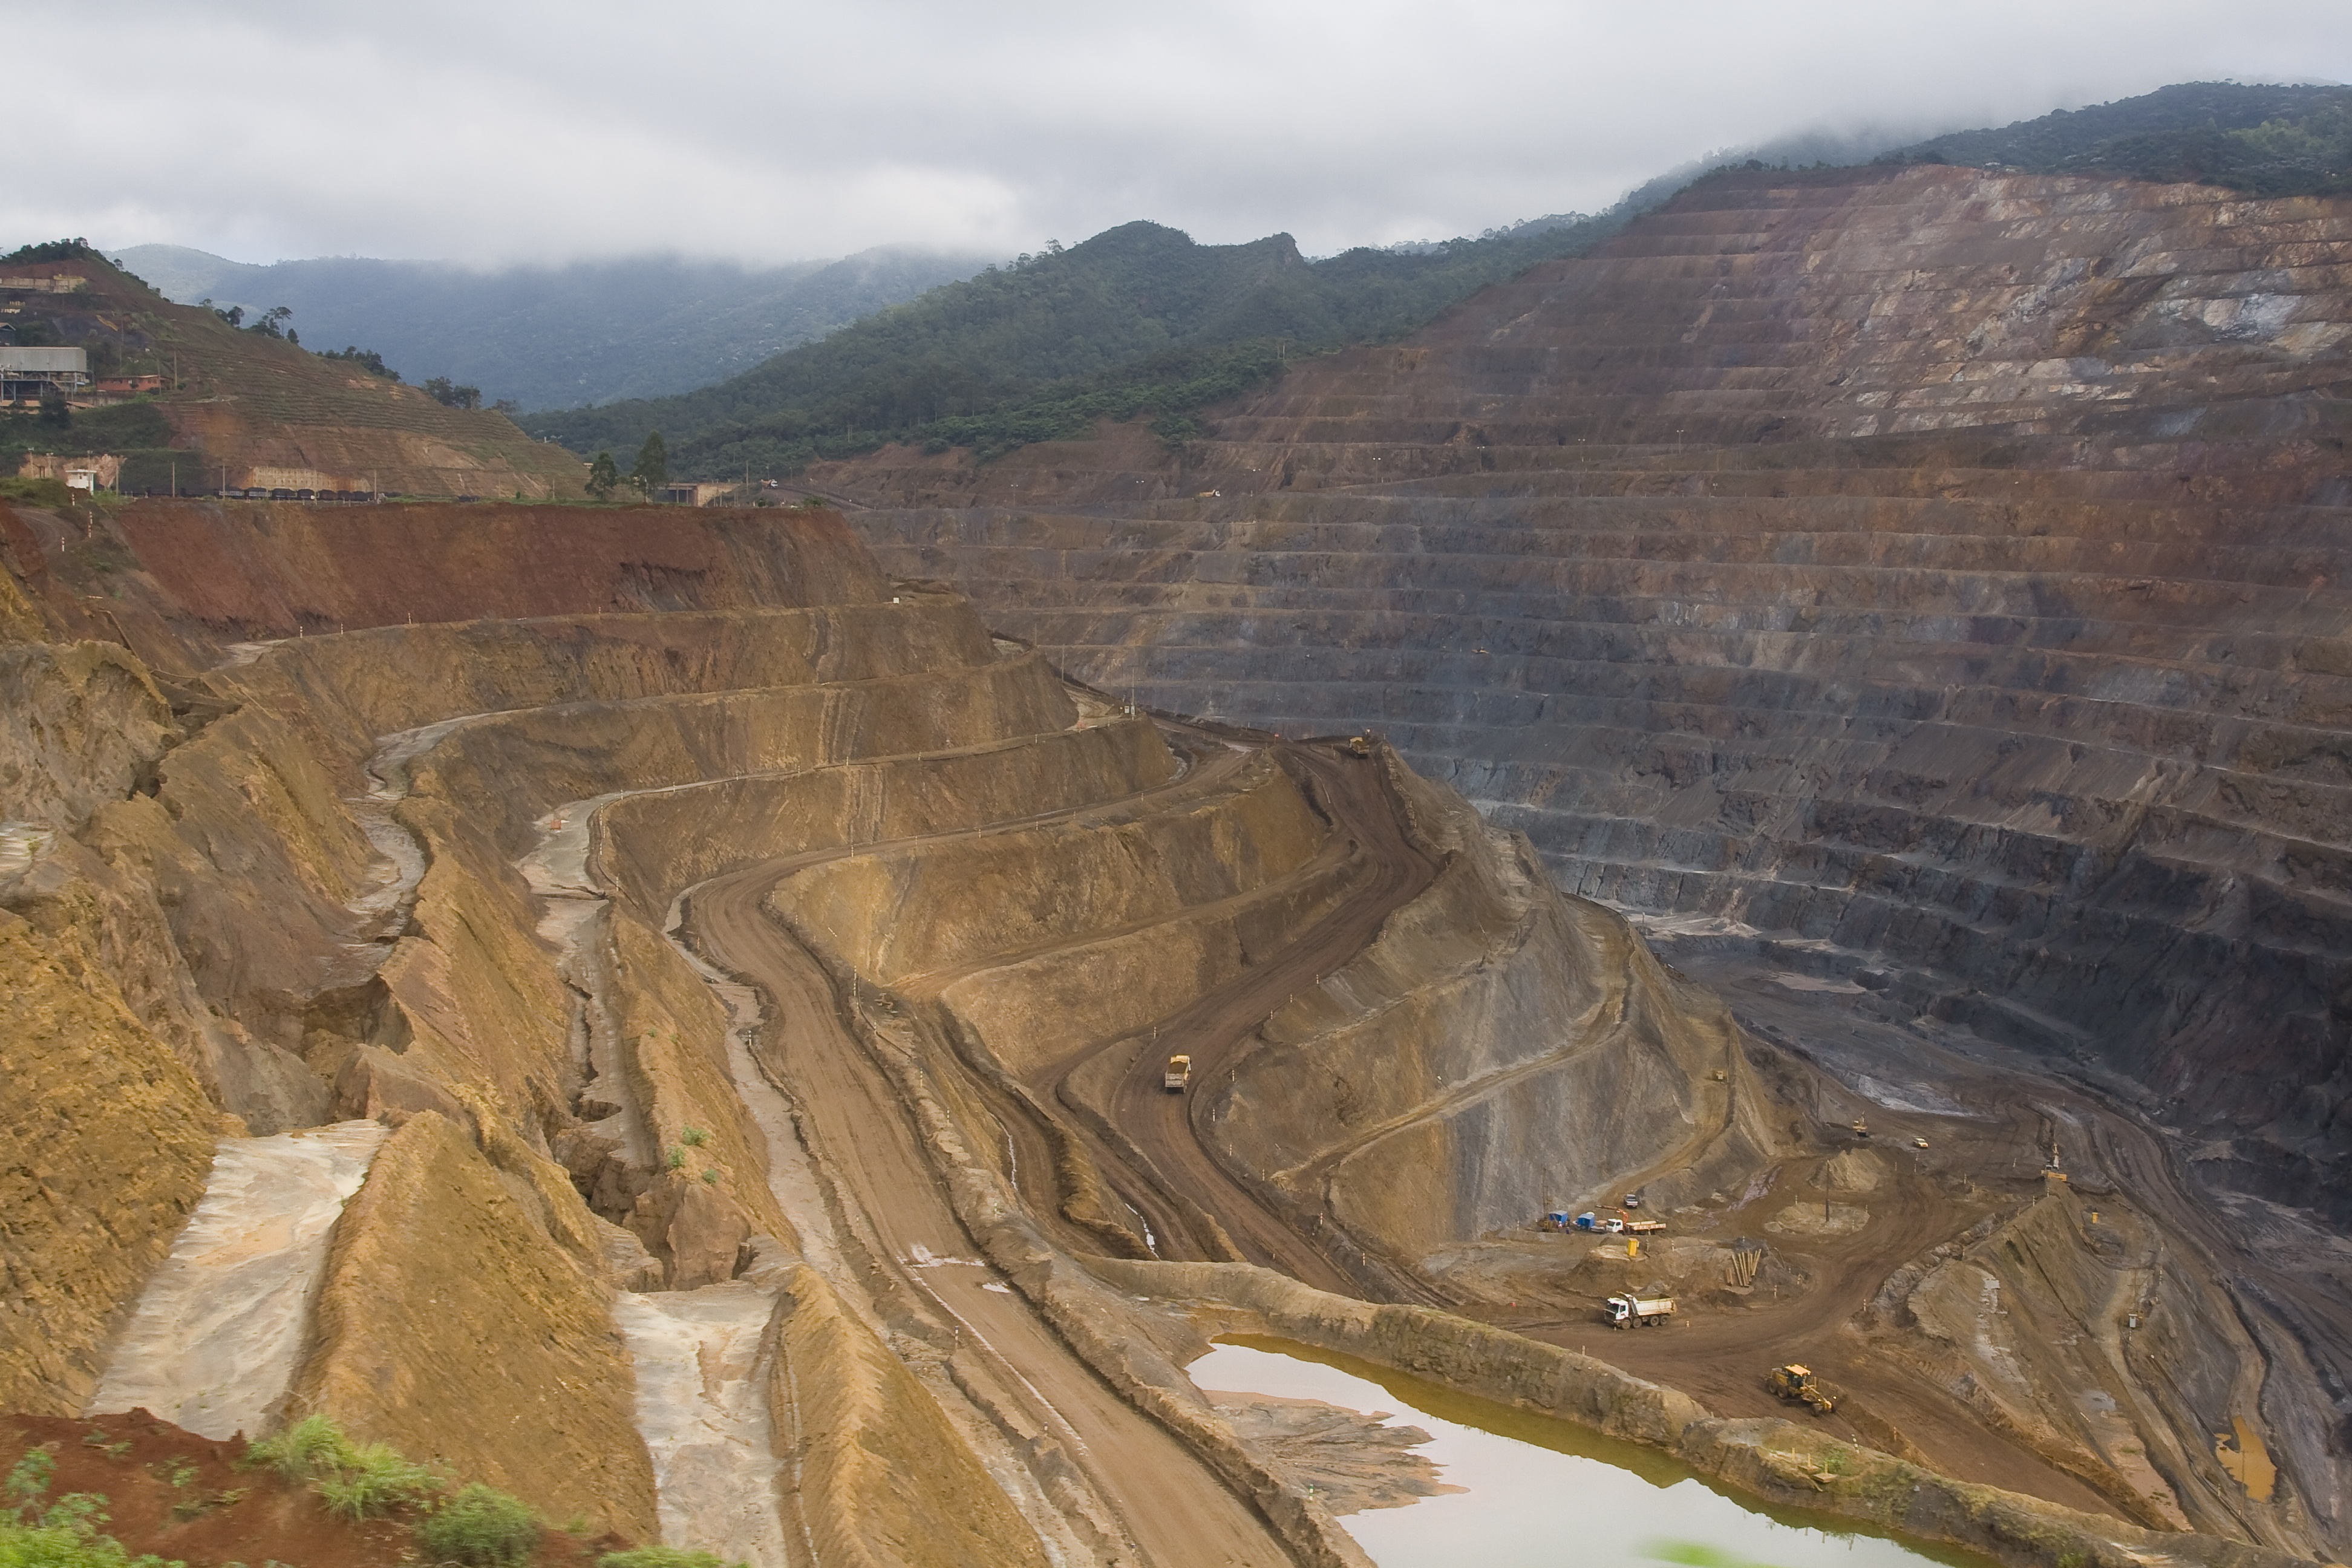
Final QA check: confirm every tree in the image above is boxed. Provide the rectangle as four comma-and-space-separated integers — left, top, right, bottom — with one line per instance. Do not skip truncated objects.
320, 345, 402, 382
629, 431, 667, 497
586, 451, 619, 500
36, 388, 70, 428
423, 377, 483, 410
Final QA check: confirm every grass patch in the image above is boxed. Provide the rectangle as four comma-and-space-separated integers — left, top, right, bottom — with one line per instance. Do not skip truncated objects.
0, 476, 74, 509
315, 1445, 440, 1522
243, 1416, 354, 1483
243, 1417, 441, 1520
414, 1484, 540, 1567
599, 1549, 744, 1568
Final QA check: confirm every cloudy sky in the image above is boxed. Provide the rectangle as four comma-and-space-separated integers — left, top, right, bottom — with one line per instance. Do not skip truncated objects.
18, 1, 2349, 267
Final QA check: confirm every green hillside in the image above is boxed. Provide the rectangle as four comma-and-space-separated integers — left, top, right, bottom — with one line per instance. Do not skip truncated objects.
1881, 80, 2352, 196
518, 214, 1622, 479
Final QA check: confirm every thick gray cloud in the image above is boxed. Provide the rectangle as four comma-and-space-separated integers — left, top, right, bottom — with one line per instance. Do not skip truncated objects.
18, 1, 2349, 264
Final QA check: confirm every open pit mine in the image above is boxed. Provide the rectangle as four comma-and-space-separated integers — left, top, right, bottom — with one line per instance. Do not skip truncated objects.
4, 164, 2349, 1568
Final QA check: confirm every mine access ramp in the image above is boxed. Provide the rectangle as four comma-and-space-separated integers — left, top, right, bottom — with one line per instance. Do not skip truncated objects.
1605, 1293, 1674, 1328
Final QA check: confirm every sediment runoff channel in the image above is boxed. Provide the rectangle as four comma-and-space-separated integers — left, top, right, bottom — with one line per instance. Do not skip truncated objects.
1189, 1339, 1981, 1568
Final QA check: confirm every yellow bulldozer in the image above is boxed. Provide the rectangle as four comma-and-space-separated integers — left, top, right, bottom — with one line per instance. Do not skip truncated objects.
1767, 1363, 1838, 1415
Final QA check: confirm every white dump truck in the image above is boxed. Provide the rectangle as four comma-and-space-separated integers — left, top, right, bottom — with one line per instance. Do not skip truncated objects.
1163, 1054, 1191, 1092
1605, 1293, 1676, 1329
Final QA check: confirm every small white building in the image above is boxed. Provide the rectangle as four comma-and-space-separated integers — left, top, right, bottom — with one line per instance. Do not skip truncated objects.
20, 452, 122, 491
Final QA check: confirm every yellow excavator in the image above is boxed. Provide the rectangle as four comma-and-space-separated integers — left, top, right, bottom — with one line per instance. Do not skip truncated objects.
1768, 1364, 1838, 1415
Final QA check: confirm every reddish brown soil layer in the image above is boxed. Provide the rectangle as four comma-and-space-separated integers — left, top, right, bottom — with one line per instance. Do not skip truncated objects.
100, 501, 888, 638
0, 1412, 627, 1568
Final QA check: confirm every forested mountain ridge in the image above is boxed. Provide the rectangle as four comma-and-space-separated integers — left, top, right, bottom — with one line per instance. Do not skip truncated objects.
1880, 80, 2351, 195
105, 244, 990, 412
517, 213, 1624, 478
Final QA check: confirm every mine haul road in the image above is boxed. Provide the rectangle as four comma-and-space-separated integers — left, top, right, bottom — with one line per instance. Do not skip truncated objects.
685, 771, 1303, 1566
676, 731, 1445, 1564
1033, 743, 1441, 1296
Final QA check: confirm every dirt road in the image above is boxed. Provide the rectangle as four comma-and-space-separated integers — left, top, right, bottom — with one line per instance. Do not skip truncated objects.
1034, 745, 1440, 1296
685, 820, 1299, 1567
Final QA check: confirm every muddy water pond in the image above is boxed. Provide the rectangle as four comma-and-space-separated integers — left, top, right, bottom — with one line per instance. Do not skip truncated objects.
1189, 1338, 1987, 1568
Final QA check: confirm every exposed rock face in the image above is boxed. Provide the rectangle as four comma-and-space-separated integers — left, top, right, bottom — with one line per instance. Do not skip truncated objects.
825, 165, 2352, 1223
0, 642, 178, 834
1859, 1184, 2317, 1549
1211, 762, 1762, 1264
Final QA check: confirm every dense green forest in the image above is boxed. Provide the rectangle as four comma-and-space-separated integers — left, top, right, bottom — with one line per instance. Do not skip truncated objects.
518, 214, 1624, 479
1881, 80, 2352, 197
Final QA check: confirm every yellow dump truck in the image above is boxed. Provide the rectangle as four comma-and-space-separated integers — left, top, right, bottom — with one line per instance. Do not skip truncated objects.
1163, 1054, 1191, 1092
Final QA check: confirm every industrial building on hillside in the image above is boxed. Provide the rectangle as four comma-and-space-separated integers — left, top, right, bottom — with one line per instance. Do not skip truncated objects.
1, 345, 90, 400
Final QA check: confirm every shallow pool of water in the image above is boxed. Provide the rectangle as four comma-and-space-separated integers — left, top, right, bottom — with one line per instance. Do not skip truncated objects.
1189, 1338, 1984, 1568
